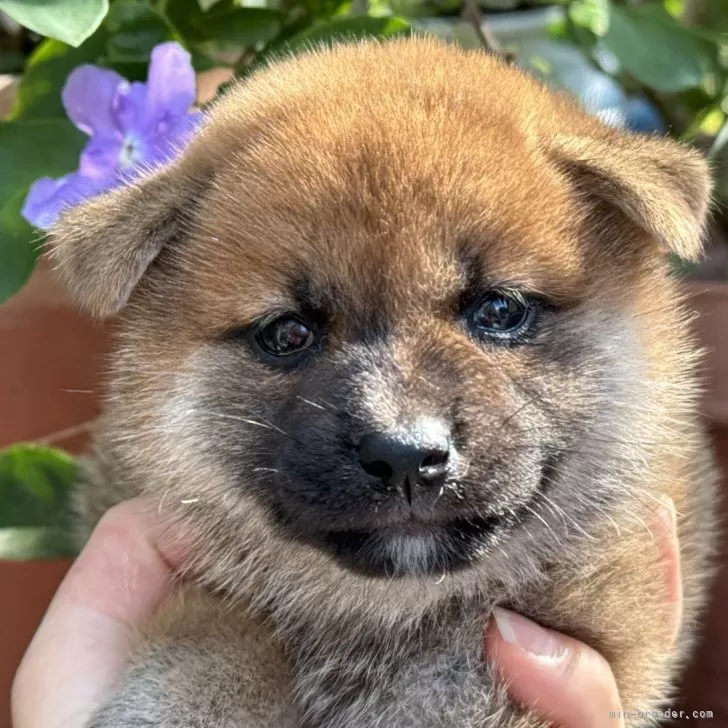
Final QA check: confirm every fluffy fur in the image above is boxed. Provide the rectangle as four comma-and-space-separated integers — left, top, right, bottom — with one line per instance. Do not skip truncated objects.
48, 37, 719, 727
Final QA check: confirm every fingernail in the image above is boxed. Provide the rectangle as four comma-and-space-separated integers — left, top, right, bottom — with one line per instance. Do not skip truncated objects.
655, 495, 676, 531
492, 607, 569, 664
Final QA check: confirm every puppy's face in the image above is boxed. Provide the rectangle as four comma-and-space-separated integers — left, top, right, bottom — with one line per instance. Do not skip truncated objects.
50, 39, 710, 582
176, 130, 587, 578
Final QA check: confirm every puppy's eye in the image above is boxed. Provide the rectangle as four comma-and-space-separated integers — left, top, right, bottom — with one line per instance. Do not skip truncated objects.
256, 315, 314, 356
469, 292, 533, 340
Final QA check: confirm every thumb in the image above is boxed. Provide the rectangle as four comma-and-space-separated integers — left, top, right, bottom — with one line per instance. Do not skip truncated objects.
486, 607, 624, 728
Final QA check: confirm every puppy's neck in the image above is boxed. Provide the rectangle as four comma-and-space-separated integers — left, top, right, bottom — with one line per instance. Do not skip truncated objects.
284, 592, 490, 728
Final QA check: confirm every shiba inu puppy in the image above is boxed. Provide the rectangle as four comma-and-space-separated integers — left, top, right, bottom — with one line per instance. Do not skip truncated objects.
49, 36, 719, 728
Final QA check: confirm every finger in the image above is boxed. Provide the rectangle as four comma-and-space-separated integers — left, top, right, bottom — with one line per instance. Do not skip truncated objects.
486, 607, 625, 728
12, 498, 188, 728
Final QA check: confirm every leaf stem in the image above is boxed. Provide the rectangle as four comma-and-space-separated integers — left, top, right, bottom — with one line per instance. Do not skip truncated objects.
460, 0, 509, 59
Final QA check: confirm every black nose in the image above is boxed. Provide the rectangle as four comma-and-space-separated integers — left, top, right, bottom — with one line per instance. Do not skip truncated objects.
358, 419, 451, 498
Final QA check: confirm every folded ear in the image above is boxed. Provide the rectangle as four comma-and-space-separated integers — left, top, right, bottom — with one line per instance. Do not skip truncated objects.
46, 164, 206, 319
548, 132, 712, 261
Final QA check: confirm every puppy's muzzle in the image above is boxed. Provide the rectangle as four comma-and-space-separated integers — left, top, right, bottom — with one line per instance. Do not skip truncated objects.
357, 417, 453, 504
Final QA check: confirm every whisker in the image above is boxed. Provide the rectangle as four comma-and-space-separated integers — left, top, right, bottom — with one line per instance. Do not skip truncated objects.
296, 396, 329, 411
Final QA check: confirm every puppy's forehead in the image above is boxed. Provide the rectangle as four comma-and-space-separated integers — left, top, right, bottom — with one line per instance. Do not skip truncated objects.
184, 49, 586, 324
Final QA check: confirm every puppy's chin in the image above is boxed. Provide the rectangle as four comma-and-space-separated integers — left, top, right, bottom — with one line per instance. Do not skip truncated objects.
321, 516, 517, 578
282, 496, 546, 577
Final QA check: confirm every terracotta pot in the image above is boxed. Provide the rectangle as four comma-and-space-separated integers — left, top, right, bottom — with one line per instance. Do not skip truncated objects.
672, 281, 728, 726
0, 76, 18, 120
0, 260, 110, 450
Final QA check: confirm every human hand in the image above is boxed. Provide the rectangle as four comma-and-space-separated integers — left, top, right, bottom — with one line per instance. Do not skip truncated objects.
12, 497, 680, 728
11, 499, 187, 728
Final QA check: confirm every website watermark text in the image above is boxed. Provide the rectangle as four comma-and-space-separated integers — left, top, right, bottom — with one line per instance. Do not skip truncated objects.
609, 709, 714, 720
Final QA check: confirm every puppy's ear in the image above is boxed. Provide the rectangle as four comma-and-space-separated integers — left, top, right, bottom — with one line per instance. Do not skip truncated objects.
549, 132, 712, 261
46, 164, 204, 319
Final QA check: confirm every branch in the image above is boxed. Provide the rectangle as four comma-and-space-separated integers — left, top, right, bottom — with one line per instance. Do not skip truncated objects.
461, 0, 513, 62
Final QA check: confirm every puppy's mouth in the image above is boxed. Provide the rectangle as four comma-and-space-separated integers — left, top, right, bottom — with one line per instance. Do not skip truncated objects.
324, 453, 562, 578
272, 452, 563, 578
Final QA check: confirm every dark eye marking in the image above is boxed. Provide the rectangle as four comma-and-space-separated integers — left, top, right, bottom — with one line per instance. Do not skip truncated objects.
293, 278, 331, 324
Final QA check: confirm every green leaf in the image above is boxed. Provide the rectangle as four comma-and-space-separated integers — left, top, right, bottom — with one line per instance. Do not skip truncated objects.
101, 59, 151, 82
240, 14, 410, 77
0, 52, 25, 74
0, 119, 83, 301
105, 0, 175, 63
0, 0, 110, 47
0, 189, 38, 304
167, 0, 283, 48
197, 0, 224, 8
388, 0, 460, 18
603, 4, 718, 92
10, 33, 110, 120
190, 50, 222, 72
0, 527, 77, 560
0, 445, 75, 526
0, 119, 84, 209
677, 0, 728, 33
299, 0, 350, 19
568, 0, 609, 36
557, 13, 599, 56
0, 444, 78, 560
199, 8, 282, 47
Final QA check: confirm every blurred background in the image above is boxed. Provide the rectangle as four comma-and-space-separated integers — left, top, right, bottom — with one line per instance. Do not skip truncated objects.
1, 0, 728, 726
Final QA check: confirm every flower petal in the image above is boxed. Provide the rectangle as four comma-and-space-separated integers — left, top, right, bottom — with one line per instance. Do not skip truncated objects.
62, 66, 126, 136
145, 42, 197, 128
143, 111, 204, 168
22, 173, 111, 230
79, 135, 124, 180
112, 81, 148, 134
166, 110, 204, 148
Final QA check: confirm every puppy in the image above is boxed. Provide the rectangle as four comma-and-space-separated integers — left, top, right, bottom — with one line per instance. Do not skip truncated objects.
48, 37, 719, 728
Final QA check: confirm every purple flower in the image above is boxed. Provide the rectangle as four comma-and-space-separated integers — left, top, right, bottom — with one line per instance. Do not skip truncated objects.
22, 42, 203, 230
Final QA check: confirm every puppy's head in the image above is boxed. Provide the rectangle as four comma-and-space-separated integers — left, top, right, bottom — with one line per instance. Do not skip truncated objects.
49, 39, 710, 589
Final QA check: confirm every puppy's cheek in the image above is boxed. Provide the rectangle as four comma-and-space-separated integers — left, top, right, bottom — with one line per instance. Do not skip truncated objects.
529, 313, 655, 537
148, 348, 251, 500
